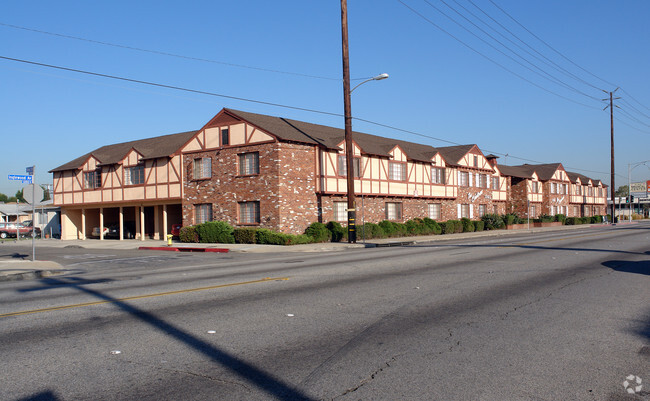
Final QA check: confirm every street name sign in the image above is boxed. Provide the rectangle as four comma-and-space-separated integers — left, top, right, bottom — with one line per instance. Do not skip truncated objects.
8, 174, 33, 184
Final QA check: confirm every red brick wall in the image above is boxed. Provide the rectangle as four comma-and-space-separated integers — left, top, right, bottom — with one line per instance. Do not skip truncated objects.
276, 143, 319, 233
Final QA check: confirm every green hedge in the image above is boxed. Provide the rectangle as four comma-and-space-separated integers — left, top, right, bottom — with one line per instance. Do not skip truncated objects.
475, 220, 485, 231
358, 223, 385, 239
461, 218, 475, 233
233, 228, 257, 244
196, 221, 235, 243
179, 226, 199, 243
305, 222, 330, 243
326, 221, 346, 242
257, 228, 313, 245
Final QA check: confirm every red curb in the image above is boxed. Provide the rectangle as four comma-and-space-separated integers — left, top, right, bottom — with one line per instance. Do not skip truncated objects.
138, 246, 229, 253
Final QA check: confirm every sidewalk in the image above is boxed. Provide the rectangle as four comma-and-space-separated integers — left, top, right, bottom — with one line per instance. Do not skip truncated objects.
0, 222, 622, 282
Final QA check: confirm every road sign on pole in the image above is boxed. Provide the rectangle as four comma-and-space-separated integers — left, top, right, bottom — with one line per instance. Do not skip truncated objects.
8, 174, 33, 184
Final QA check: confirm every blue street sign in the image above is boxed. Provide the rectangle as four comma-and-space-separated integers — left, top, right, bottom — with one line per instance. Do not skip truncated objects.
26, 166, 34, 175
8, 174, 33, 183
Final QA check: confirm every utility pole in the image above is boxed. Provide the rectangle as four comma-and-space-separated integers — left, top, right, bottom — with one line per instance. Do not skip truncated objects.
341, 0, 356, 243
604, 89, 619, 223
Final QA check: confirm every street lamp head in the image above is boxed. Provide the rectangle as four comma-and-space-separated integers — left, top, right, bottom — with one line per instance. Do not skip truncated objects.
373, 73, 389, 81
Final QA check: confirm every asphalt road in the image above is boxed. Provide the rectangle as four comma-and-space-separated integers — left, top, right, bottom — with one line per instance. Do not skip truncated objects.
0, 224, 648, 400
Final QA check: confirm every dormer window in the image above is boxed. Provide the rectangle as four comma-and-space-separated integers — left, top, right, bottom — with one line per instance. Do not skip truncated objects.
125, 164, 144, 185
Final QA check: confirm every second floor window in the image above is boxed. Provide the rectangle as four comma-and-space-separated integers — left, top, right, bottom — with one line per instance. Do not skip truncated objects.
239, 152, 260, 175
338, 155, 361, 178
478, 174, 487, 188
431, 167, 445, 184
221, 128, 230, 146
193, 157, 212, 179
531, 181, 539, 193
491, 176, 499, 190
459, 171, 469, 187
84, 169, 101, 189
388, 162, 406, 181
575, 185, 582, 195
125, 165, 144, 185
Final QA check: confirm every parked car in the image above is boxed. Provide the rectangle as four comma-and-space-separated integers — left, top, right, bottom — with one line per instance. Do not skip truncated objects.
0, 222, 33, 238
92, 222, 135, 239
21, 220, 42, 237
171, 224, 182, 238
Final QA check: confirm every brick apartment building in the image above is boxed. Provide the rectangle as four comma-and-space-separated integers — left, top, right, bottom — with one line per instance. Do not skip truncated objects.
50, 108, 607, 240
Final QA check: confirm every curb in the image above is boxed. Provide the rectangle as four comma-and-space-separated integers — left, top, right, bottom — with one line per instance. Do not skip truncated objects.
0, 269, 65, 282
138, 246, 229, 253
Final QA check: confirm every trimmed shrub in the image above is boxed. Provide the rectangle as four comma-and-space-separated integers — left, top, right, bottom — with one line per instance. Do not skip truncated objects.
565, 217, 579, 225
378, 220, 397, 237
326, 221, 346, 242
481, 214, 504, 230
359, 223, 385, 239
179, 226, 199, 243
443, 220, 462, 234
196, 221, 235, 243
461, 218, 475, 233
592, 215, 603, 223
305, 222, 330, 243
423, 217, 442, 235
405, 218, 427, 236
555, 214, 566, 224
504, 213, 517, 226
233, 228, 257, 244
539, 214, 554, 223
475, 220, 485, 232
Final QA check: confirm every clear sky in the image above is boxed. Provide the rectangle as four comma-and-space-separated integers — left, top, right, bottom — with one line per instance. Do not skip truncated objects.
2, 0, 649, 197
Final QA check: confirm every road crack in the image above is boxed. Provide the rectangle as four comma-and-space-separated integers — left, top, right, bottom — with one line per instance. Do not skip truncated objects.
331, 355, 399, 400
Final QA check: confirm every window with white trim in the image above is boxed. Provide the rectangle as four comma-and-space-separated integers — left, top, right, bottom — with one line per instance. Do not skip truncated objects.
478, 204, 487, 217
459, 171, 469, 187
575, 185, 581, 195
531, 181, 539, 193
334, 201, 347, 222
195, 204, 212, 224
338, 155, 361, 178
431, 167, 445, 184
460, 204, 470, 219
491, 176, 499, 190
239, 152, 260, 176
193, 157, 212, 179
125, 165, 144, 185
385, 202, 402, 220
428, 203, 441, 220
388, 162, 406, 181
530, 205, 537, 218
478, 174, 487, 188
239, 201, 260, 224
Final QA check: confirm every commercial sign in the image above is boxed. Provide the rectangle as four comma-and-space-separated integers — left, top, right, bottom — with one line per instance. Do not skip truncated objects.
630, 182, 647, 193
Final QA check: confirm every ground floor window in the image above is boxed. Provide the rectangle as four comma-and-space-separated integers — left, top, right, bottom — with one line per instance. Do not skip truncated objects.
334, 201, 347, 222
478, 204, 487, 217
385, 202, 402, 220
460, 204, 470, 219
428, 203, 441, 220
493, 204, 498, 214
239, 201, 260, 224
195, 204, 212, 224
530, 205, 537, 218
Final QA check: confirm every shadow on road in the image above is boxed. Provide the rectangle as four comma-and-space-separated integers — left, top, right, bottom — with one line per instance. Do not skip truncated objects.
19, 276, 314, 401
15, 390, 61, 401
602, 259, 650, 276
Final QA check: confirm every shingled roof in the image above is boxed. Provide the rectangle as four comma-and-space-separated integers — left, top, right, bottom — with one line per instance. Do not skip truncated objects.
224, 109, 442, 163
49, 131, 198, 172
497, 165, 536, 179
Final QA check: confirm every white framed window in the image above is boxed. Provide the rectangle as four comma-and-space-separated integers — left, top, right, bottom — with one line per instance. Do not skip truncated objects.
478, 174, 487, 188
334, 201, 347, 221
431, 167, 445, 184
478, 204, 487, 217
338, 155, 361, 178
530, 205, 537, 218
551, 183, 557, 194
239, 152, 260, 176
459, 171, 469, 187
588, 187, 593, 196
193, 157, 212, 179
428, 203, 441, 220
531, 181, 539, 193
491, 176, 499, 190
385, 202, 402, 220
125, 165, 144, 185
460, 204, 470, 219
195, 204, 212, 224
561, 184, 567, 195
239, 201, 260, 224
388, 162, 406, 181
575, 185, 581, 195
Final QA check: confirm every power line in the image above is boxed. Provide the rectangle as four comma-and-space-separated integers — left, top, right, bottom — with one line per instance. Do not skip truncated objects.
463, 0, 605, 92
431, 0, 602, 101
620, 97, 650, 120
0, 54, 619, 179
487, 0, 619, 89
619, 88, 650, 113
396, 0, 601, 110
0, 22, 382, 82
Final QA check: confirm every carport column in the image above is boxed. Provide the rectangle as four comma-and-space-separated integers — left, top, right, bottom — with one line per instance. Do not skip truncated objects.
119, 206, 124, 241
99, 207, 104, 241
153, 205, 160, 240
134, 206, 140, 240
162, 204, 168, 239
140, 205, 145, 241
81, 209, 86, 240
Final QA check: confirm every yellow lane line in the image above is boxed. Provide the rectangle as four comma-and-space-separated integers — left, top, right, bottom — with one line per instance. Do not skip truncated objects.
0, 277, 289, 319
